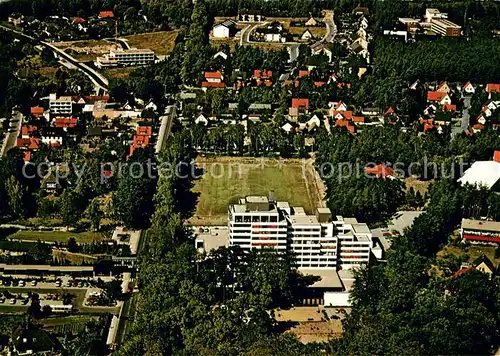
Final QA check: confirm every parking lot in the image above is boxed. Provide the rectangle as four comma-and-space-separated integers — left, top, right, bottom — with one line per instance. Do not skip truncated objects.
0, 275, 122, 313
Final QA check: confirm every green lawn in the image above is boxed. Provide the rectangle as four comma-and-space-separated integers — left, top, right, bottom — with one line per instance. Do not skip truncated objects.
8, 231, 108, 244
187, 157, 320, 225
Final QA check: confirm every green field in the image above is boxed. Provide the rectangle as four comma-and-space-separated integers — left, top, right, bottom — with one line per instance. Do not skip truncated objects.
8, 231, 108, 244
187, 157, 321, 225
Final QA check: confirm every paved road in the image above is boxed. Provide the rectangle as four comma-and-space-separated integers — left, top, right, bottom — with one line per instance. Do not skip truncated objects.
155, 105, 176, 154
452, 95, 471, 138
239, 23, 262, 46
322, 10, 337, 43
0, 25, 108, 93
0, 111, 23, 157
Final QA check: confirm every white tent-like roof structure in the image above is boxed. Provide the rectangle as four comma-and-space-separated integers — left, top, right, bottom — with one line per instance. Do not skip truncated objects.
458, 161, 500, 189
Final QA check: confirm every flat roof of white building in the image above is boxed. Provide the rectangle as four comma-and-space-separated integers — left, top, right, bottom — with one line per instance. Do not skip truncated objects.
110, 48, 155, 54
352, 223, 371, 234
289, 215, 319, 225
458, 161, 500, 189
246, 196, 269, 204
462, 219, 500, 232
299, 268, 343, 289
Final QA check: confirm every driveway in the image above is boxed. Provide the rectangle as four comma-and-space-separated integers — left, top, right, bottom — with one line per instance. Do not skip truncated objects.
389, 211, 424, 234
0, 111, 22, 157
322, 10, 337, 43
452, 95, 471, 138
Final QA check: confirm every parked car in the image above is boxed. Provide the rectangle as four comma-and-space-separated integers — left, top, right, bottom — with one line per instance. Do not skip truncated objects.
55, 280, 62, 287
77, 281, 84, 288
65, 280, 71, 287
31, 280, 37, 286
9, 299, 16, 304
21, 299, 29, 305
18, 280, 25, 287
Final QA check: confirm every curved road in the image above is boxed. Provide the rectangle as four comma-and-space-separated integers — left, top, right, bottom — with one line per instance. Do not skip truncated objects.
239, 11, 336, 62
0, 25, 108, 93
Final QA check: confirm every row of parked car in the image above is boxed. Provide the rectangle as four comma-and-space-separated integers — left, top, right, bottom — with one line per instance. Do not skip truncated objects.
0, 279, 37, 287
0, 292, 29, 305
56, 279, 93, 288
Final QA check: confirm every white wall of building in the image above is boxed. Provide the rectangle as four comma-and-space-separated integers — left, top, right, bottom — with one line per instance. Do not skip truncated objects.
213, 25, 230, 38
324, 291, 351, 307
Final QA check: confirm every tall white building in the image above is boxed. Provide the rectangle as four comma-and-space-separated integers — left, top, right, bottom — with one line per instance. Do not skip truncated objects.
228, 195, 376, 269
49, 94, 72, 115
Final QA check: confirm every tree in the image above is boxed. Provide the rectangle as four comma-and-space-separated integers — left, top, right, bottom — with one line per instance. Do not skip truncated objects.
5, 175, 26, 218
67, 237, 78, 253
86, 198, 103, 231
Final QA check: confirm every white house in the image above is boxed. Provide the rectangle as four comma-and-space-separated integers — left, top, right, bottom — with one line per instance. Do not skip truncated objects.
329, 100, 348, 111
463, 81, 475, 94
195, 114, 208, 126
301, 29, 313, 41
145, 100, 158, 112
42, 135, 63, 146
213, 51, 228, 60
308, 114, 321, 128
282, 122, 293, 133
212, 20, 237, 38
359, 16, 369, 29
305, 17, 317, 26
265, 33, 283, 42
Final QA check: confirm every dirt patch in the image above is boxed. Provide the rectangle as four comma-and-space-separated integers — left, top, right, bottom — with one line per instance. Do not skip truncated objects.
404, 177, 433, 195
124, 31, 179, 55
276, 307, 342, 343
53, 39, 119, 62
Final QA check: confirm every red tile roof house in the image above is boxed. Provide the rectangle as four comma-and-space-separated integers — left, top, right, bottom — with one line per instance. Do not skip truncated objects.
441, 104, 457, 112
55, 117, 78, 128
98, 11, 114, 19
31, 107, 44, 117
288, 98, 310, 119
462, 81, 475, 94
16, 137, 40, 150
364, 163, 395, 179
202, 72, 225, 88
128, 126, 153, 159
21, 125, 38, 139
136, 126, 152, 136
486, 84, 500, 93
335, 119, 356, 134
298, 70, 310, 78
494, 151, 500, 163
253, 70, 272, 80
427, 91, 451, 105
253, 70, 273, 87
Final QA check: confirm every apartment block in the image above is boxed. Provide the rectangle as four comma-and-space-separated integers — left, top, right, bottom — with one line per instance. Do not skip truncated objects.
228, 195, 377, 269
95, 48, 156, 68
49, 94, 72, 115
431, 18, 461, 37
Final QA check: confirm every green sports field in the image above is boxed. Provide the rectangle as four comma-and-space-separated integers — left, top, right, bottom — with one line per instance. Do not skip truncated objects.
187, 157, 322, 225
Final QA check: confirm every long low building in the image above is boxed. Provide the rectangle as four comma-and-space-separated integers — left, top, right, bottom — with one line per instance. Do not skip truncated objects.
461, 219, 500, 244
95, 48, 156, 68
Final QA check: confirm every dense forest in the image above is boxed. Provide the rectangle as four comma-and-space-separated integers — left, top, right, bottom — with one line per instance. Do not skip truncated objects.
374, 37, 500, 83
